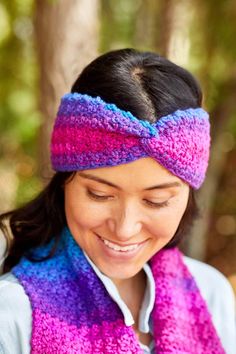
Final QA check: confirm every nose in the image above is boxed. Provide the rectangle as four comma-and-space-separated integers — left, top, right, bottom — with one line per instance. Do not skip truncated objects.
107, 202, 142, 242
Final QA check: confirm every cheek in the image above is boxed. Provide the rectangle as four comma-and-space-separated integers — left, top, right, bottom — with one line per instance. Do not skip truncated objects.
148, 203, 188, 241
65, 191, 108, 230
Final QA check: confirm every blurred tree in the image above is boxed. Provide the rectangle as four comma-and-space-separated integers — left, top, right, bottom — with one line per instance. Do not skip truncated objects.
0, 0, 40, 210
100, 0, 141, 51
185, 0, 236, 264
195, 0, 236, 276
34, 0, 100, 182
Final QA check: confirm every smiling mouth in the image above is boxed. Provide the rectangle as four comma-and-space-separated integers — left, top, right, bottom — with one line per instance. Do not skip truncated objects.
96, 234, 146, 252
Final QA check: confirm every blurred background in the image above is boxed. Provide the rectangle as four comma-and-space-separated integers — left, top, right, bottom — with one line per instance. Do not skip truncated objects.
0, 0, 236, 291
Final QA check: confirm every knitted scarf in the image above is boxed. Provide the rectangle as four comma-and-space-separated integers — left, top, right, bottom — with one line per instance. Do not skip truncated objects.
12, 227, 225, 354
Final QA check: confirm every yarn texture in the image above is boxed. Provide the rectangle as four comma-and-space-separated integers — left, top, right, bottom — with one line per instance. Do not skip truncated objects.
12, 227, 225, 353
50, 93, 210, 189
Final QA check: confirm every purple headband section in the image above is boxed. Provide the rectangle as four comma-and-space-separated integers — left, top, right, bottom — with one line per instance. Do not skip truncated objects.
50, 93, 210, 189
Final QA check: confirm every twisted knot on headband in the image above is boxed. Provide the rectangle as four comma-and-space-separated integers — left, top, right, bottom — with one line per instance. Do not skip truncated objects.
50, 93, 210, 189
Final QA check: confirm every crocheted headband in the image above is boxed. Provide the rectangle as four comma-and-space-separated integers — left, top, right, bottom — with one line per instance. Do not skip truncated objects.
50, 93, 210, 189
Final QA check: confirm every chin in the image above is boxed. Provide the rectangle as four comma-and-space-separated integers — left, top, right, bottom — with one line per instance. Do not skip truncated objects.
101, 264, 142, 280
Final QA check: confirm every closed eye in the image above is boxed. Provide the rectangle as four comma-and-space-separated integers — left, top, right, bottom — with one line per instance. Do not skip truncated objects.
144, 199, 169, 208
87, 189, 169, 209
86, 189, 113, 200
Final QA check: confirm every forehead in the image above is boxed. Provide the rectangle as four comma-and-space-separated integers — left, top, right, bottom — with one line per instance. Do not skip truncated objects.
76, 157, 184, 191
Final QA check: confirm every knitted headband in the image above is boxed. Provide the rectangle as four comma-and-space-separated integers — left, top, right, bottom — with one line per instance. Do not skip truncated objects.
50, 93, 210, 189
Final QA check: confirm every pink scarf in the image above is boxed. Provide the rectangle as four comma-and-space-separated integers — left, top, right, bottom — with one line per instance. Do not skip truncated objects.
13, 227, 225, 353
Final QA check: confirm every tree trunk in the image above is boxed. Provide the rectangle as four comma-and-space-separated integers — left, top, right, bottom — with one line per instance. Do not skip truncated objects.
185, 80, 236, 260
153, 0, 175, 57
33, 0, 100, 183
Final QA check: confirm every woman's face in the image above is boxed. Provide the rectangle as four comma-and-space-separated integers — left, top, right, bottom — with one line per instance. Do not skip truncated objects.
64, 157, 189, 281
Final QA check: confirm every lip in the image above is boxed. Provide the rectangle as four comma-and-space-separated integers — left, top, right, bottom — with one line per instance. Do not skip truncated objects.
95, 233, 146, 248
95, 233, 148, 260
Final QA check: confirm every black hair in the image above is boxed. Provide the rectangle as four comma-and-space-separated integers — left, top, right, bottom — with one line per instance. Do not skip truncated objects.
1, 48, 201, 273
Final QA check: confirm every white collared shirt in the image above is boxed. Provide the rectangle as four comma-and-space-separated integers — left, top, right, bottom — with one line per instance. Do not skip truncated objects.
84, 251, 156, 353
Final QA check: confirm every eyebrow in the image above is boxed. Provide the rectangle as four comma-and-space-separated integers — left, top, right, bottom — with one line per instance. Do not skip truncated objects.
78, 172, 182, 190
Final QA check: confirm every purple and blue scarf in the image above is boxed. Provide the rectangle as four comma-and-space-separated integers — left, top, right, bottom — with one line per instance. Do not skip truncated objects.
12, 227, 225, 353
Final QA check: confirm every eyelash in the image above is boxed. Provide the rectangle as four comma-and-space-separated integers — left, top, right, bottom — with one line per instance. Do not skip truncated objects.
86, 190, 169, 209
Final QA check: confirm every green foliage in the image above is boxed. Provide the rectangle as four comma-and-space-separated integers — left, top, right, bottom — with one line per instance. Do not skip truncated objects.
0, 0, 41, 209
15, 175, 43, 208
100, 0, 142, 52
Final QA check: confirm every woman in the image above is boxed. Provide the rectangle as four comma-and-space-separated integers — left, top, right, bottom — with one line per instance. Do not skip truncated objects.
0, 48, 235, 354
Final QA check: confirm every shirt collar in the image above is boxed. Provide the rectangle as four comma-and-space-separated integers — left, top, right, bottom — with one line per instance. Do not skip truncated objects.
83, 250, 155, 333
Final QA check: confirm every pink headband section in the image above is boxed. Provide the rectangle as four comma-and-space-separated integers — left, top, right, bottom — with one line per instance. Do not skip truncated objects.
50, 93, 210, 189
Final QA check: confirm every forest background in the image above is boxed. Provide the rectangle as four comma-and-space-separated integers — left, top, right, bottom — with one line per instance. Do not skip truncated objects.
0, 0, 236, 292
